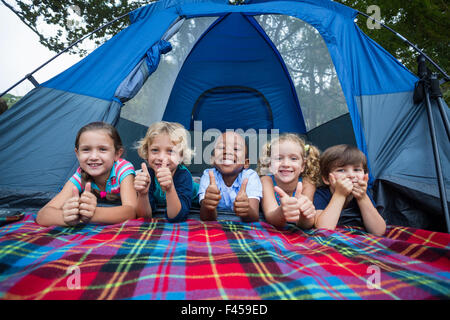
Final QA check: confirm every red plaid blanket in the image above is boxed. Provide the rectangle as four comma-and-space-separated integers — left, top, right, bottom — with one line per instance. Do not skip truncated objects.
0, 213, 449, 299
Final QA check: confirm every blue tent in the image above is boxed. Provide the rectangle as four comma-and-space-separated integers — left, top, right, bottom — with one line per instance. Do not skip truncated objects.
0, 0, 448, 231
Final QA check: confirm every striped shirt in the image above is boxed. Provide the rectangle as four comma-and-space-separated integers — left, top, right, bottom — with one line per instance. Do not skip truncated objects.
69, 159, 135, 197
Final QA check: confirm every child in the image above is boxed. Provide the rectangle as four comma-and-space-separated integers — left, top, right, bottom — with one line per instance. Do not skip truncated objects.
314, 144, 386, 236
198, 131, 262, 222
36, 122, 137, 226
257, 133, 320, 229
134, 121, 193, 222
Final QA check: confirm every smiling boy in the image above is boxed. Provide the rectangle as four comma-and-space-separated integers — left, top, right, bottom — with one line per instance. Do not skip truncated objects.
314, 144, 386, 236
198, 131, 262, 222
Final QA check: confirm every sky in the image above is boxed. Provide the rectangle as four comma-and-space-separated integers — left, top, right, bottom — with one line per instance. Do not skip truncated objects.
0, 4, 83, 97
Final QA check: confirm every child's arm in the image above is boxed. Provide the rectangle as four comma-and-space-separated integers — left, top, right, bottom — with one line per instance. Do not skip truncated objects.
200, 171, 221, 221
159, 166, 192, 223
135, 163, 153, 218
155, 160, 183, 221
36, 181, 81, 227
294, 182, 316, 229
89, 174, 137, 224
260, 176, 286, 228
315, 174, 352, 230
234, 179, 259, 222
353, 174, 386, 236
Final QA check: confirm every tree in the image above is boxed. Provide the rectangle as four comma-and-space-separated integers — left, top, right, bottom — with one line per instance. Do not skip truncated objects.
2, 0, 153, 56
1, 93, 22, 107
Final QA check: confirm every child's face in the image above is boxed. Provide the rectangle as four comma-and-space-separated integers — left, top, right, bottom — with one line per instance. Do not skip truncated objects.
324, 163, 365, 191
76, 129, 122, 182
270, 140, 305, 184
146, 133, 182, 173
213, 132, 248, 176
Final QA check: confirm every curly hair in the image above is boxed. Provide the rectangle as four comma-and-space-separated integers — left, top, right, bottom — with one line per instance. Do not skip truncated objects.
136, 121, 193, 165
256, 133, 321, 186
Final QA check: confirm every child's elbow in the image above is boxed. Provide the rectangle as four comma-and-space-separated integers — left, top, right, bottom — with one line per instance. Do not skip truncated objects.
371, 224, 386, 237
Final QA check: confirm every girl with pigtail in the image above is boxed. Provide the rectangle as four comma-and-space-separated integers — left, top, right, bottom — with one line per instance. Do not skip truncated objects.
256, 133, 321, 229
37, 122, 137, 227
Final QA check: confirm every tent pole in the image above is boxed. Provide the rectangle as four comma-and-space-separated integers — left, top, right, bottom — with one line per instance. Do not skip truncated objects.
416, 55, 450, 232
429, 73, 450, 141
0, 11, 130, 98
357, 12, 449, 81
423, 87, 450, 232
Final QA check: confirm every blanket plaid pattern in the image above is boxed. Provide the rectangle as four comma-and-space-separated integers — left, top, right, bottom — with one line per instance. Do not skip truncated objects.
0, 212, 449, 300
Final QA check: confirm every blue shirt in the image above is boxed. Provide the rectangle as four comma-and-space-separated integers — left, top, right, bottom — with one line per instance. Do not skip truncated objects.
148, 165, 193, 223
313, 186, 378, 227
198, 168, 262, 212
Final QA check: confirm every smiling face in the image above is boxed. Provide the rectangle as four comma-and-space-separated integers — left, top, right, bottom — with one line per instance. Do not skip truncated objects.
270, 140, 305, 185
75, 129, 122, 184
146, 133, 182, 173
213, 132, 249, 181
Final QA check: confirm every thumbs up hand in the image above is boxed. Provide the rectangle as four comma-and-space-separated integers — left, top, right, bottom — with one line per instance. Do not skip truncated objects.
294, 182, 316, 220
274, 184, 301, 223
203, 170, 221, 211
233, 178, 250, 217
62, 186, 81, 226
352, 173, 369, 201
135, 162, 151, 195
79, 182, 97, 223
331, 173, 353, 197
156, 158, 173, 192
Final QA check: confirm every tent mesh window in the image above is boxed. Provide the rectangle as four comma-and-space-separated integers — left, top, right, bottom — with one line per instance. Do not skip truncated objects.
120, 17, 218, 127
254, 14, 348, 131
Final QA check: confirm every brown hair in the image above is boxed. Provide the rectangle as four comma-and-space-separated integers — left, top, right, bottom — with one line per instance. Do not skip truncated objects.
75, 121, 124, 184
320, 144, 368, 181
257, 133, 321, 186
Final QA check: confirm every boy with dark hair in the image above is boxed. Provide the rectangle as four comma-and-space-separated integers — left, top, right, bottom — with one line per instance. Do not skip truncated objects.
314, 144, 386, 236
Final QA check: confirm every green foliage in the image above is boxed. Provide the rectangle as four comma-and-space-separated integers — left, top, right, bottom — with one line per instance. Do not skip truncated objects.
2, 93, 22, 107
3, 0, 154, 56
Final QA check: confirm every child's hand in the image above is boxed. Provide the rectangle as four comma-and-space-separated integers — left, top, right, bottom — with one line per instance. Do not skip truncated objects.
330, 173, 353, 197
203, 171, 221, 211
274, 184, 302, 223
135, 162, 151, 195
156, 158, 173, 192
233, 179, 249, 217
79, 182, 97, 223
294, 182, 316, 220
62, 187, 81, 226
352, 174, 369, 201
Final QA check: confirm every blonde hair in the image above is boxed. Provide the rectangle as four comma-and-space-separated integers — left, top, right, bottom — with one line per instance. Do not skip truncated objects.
136, 121, 193, 164
257, 133, 321, 186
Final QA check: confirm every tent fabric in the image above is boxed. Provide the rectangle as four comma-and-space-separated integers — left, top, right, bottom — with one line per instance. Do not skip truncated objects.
162, 12, 306, 133
0, 0, 448, 231
0, 87, 121, 204
356, 91, 450, 194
